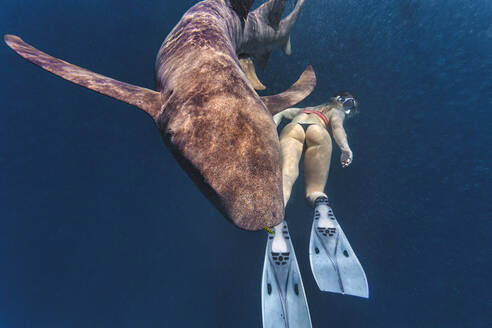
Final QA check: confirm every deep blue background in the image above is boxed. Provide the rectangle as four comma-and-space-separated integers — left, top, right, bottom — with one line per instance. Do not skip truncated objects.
1, 0, 490, 327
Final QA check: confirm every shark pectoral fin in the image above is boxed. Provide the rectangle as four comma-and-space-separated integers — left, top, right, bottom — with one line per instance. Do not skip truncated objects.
239, 57, 266, 90
255, 50, 272, 71
4, 35, 162, 119
261, 65, 316, 115
281, 36, 291, 56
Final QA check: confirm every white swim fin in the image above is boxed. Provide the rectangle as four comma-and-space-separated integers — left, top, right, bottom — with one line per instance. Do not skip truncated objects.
309, 197, 369, 298
262, 221, 312, 328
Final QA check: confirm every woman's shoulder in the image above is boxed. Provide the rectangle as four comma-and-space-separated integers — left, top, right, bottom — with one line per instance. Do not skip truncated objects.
326, 107, 345, 122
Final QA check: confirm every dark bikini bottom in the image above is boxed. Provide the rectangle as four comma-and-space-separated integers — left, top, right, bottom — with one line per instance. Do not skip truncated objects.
298, 123, 315, 132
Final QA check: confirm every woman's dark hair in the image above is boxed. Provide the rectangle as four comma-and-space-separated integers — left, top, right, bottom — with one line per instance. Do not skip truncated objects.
319, 92, 356, 106
319, 91, 358, 115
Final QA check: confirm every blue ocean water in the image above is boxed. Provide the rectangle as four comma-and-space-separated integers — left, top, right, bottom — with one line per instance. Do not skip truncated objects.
0, 0, 490, 327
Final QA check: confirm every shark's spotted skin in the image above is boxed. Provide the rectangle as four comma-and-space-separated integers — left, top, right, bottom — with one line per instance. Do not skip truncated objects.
4, 0, 314, 231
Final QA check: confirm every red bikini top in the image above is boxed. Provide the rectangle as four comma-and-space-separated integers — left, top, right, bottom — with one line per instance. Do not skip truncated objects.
300, 109, 329, 128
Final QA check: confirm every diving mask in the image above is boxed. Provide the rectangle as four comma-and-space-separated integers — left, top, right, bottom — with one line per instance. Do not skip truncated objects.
336, 96, 358, 116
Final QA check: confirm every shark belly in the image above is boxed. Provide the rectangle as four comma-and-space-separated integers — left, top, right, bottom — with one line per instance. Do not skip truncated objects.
154, 7, 284, 230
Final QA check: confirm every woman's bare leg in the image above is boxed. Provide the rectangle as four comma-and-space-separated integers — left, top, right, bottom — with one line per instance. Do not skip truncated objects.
279, 122, 305, 207
303, 125, 332, 206
272, 122, 305, 253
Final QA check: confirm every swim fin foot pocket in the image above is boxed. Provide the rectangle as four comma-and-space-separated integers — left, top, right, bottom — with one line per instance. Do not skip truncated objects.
309, 197, 369, 298
262, 222, 312, 328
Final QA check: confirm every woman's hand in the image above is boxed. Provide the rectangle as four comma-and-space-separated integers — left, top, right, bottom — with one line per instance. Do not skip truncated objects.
341, 149, 353, 168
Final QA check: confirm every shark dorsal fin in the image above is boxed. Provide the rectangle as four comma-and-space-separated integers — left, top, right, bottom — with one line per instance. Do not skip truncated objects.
261, 65, 316, 115
230, 0, 255, 21
4, 35, 162, 119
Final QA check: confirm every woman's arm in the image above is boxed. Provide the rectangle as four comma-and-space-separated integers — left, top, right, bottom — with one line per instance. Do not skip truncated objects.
330, 114, 353, 167
272, 107, 302, 126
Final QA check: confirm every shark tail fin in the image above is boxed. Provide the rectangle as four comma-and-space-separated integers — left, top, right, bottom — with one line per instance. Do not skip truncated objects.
264, 0, 289, 29
240, 57, 266, 90
230, 0, 255, 21
261, 65, 316, 115
4, 35, 162, 119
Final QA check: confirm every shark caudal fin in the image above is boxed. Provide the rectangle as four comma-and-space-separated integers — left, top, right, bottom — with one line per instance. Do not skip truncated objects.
230, 0, 256, 21
246, 0, 305, 70
4, 35, 162, 119
256, 0, 289, 30
261, 65, 316, 115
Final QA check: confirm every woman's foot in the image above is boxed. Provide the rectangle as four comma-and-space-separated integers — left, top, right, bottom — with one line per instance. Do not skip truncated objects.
306, 191, 328, 207
314, 196, 336, 229
271, 222, 288, 253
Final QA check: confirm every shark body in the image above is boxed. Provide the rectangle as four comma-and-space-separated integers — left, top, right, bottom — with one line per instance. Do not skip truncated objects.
4, 0, 315, 231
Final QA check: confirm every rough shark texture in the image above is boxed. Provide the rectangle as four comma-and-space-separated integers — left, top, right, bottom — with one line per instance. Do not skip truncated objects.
239, 0, 306, 69
4, 0, 314, 231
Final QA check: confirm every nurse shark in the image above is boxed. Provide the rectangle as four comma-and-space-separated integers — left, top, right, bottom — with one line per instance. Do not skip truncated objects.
4, 0, 315, 231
